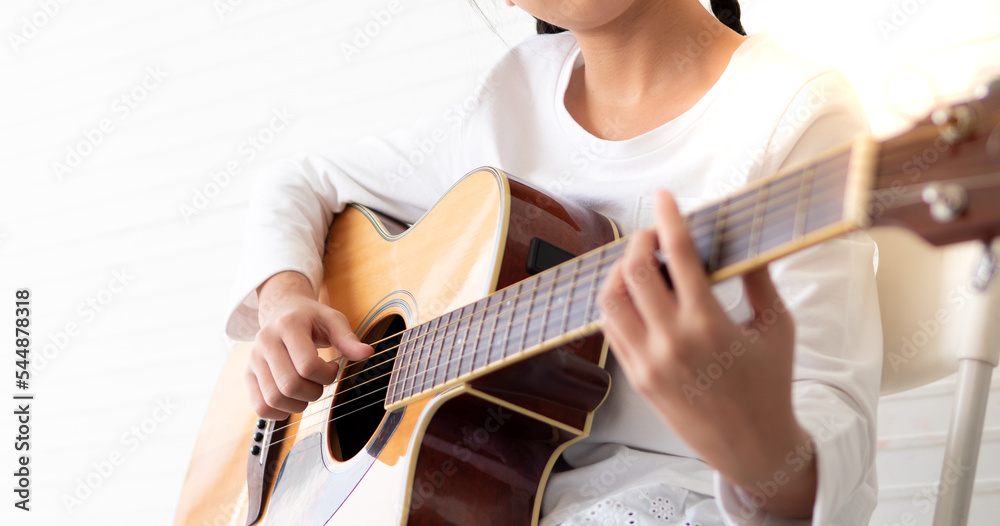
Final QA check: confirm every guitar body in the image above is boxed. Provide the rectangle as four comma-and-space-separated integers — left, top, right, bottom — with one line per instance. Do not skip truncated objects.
174, 167, 618, 526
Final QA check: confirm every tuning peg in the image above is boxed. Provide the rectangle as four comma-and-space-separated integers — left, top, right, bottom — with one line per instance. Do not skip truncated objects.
921, 183, 968, 223
932, 105, 974, 143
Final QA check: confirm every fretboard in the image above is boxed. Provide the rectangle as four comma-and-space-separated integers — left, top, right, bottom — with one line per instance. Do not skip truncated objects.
385, 139, 873, 410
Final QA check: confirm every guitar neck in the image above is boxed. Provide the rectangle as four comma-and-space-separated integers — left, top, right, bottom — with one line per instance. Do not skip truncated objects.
384, 136, 877, 410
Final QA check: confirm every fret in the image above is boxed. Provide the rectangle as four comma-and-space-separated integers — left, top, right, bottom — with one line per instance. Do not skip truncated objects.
413, 318, 441, 394
522, 277, 546, 348
387, 335, 403, 402
497, 283, 521, 362
686, 206, 716, 238
560, 258, 581, 335
401, 323, 424, 400
760, 171, 820, 253
805, 168, 847, 234
444, 308, 460, 385
583, 255, 601, 324
793, 167, 815, 240
476, 298, 498, 372
400, 332, 417, 399
422, 317, 439, 394
716, 199, 753, 270
395, 326, 412, 401
414, 318, 436, 397
515, 281, 538, 354
452, 308, 466, 380
747, 181, 770, 260
434, 310, 456, 388
758, 177, 800, 255
428, 317, 446, 393
446, 309, 463, 383
537, 268, 558, 344
482, 293, 505, 371
449, 304, 473, 384
567, 265, 593, 331
423, 319, 438, 393
686, 206, 716, 265
467, 299, 487, 376
709, 199, 729, 273
594, 243, 626, 304
722, 189, 759, 235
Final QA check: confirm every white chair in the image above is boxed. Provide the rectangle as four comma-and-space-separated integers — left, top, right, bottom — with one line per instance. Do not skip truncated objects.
872, 228, 1000, 526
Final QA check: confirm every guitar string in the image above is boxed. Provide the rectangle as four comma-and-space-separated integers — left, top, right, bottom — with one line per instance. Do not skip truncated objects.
367, 156, 844, 364
266, 386, 393, 450
360, 177, 832, 396
272, 166, 849, 426
277, 177, 847, 433
264, 360, 393, 437
266, 167, 839, 442
268, 248, 621, 434
293, 112, 994, 372
317, 120, 990, 374
373, 161, 842, 359
273, 127, 998, 423
257, 174, 863, 449
258, 129, 1000, 445
254, 164, 979, 449
362, 194, 853, 418
265, 101, 1000, 440
255, 166, 988, 449
287, 147, 1000, 432
371, 166, 842, 367
314, 123, 977, 375
276, 234, 637, 430
360, 169, 841, 387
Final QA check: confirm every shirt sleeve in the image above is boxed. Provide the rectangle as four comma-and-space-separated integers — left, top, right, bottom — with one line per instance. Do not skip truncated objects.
712, 71, 883, 524
224, 103, 473, 340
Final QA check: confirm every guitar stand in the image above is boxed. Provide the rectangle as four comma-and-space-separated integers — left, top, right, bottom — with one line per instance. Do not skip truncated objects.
932, 238, 1000, 526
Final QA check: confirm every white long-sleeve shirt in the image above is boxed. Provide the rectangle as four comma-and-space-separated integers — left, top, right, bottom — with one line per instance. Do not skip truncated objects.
226, 31, 882, 525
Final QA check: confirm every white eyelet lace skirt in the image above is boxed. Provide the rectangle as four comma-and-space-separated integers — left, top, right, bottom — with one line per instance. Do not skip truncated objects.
552, 483, 723, 526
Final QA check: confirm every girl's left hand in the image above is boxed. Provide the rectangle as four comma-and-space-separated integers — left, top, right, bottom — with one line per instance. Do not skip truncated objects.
598, 190, 817, 518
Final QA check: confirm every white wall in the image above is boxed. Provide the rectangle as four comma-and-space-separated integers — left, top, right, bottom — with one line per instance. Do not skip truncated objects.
0, 1, 996, 525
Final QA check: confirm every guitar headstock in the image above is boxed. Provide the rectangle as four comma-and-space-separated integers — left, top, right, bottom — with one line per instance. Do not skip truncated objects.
869, 79, 1000, 246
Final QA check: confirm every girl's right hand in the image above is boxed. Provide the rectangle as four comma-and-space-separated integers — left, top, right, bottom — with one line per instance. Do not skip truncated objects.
246, 271, 374, 420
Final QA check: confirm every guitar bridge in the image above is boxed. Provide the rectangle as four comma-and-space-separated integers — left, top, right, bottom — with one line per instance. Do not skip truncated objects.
245, 417, 285, 526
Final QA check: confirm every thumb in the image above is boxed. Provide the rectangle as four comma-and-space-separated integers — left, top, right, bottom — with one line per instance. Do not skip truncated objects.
318, 307, 374, 361
742, 266, 793, 331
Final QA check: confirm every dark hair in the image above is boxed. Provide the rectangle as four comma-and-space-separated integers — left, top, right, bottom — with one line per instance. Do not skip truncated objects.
536, 1, 746, 36
710, 0, 746, 36
536, 19, 565, 35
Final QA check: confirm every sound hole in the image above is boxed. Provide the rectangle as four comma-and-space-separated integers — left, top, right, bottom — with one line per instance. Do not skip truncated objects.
328, 315, 404, 461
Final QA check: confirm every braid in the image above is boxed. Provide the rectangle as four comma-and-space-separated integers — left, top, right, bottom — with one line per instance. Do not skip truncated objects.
536, 18, 567, 35
710, 0, 747, 36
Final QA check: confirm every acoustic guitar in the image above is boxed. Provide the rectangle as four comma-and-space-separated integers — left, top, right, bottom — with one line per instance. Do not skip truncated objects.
173, 83, 1000, 526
